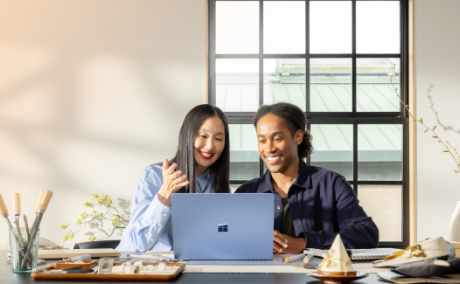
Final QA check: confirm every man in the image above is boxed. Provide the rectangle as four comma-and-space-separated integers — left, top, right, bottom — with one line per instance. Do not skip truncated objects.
236, 103, 378, 253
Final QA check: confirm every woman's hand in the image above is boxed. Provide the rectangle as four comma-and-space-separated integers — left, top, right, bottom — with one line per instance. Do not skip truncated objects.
273, 230, 306, 254
157, 159, 190, 206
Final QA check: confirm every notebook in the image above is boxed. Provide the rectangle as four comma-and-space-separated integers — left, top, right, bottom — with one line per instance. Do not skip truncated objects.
305, 248, 401, 262
37, 248, 120, 259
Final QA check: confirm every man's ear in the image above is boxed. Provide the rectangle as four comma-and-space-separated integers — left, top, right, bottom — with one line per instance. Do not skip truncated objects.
295, 129, 304, 146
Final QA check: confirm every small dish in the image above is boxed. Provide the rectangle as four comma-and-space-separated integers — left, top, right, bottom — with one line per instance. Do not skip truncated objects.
308, 271, 369, 283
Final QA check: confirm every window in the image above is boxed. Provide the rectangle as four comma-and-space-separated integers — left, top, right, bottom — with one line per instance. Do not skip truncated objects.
209, 0, 409, 248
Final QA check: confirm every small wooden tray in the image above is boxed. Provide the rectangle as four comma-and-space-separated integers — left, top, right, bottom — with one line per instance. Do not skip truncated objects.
52, 260, 98, 270
32, 263, 185, 281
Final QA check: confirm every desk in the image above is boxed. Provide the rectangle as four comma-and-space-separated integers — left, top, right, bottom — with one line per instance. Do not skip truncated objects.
0, 250, 384, 284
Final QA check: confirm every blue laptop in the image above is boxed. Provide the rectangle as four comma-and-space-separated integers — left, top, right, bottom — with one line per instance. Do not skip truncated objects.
171, 193, 274, 260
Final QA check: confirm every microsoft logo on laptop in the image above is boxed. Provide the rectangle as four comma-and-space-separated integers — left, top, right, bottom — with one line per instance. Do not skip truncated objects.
218, 224, 228, 232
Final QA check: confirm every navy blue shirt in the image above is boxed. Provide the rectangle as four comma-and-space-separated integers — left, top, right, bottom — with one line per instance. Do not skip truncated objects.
236, 160, 379, 249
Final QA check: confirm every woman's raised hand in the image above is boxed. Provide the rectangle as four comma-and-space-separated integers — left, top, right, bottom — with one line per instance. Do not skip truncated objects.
158, 159, 190, 206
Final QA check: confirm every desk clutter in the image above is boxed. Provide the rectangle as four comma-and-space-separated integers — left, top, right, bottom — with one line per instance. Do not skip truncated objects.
2, 188, 460, 283
31, 257, 185, 281
375, 237, 460, 284
302, 235, 460, 284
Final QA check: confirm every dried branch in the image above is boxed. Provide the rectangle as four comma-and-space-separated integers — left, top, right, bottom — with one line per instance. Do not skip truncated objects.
390, 75, 460, 174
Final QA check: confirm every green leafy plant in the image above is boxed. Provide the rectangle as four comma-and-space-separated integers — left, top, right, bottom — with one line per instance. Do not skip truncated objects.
61, 194, 130, 243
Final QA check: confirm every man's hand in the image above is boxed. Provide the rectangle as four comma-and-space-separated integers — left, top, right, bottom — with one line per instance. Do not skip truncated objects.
273, 230, 306, 254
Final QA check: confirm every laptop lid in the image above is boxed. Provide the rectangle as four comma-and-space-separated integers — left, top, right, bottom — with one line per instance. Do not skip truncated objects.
171, 193, 274, 260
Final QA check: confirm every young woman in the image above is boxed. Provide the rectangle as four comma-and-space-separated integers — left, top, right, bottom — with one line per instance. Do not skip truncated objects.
236, 102, 378, 252
117, 104, 230, 252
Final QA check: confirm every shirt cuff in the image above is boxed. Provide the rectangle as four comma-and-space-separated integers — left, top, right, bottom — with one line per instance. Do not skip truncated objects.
141, 194, 171, 232
304, 232, 321, 249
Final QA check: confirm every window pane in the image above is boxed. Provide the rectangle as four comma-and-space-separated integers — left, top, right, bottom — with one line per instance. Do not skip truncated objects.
357, 58, 400, 112
310, 1, 351, 54
264, 1, 305, 54
310, 125, 353, 180
310, 59, 352, 112
357, 1, 400, 54
263, 59, 305, 111
216, 1, 259, 54
358, 124, 402, 181
358, 185, 402, 242
216, 59, 259, 112
229, 124, 259, 180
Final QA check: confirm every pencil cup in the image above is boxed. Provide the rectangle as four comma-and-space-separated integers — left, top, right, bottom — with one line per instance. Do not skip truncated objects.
9, 228, 40, 273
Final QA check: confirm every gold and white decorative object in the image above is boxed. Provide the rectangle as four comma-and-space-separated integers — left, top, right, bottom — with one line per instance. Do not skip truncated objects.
308, 234, 368, 283
318, 234, 356, 276
374, 236, 449, 268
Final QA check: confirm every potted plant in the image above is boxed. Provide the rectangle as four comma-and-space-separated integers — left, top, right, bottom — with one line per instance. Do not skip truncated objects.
60, 194, 130, 248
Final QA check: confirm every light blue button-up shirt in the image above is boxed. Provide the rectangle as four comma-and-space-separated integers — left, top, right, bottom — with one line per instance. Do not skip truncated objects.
116, 164, 214, 253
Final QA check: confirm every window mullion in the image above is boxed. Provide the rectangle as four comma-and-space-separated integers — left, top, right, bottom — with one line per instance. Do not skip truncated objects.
352, 0, 358, 196
352, 0, 357, 114
259, 0, 263, 176
306, 0, 310, 113
306, 122, 311, 165
259, 0, 263, 108
208, 0, 216, 105
353, 124, 358, 196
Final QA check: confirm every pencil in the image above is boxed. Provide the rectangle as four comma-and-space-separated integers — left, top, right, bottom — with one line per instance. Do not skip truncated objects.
304, 253, 314, 263
284, 253, 304, 263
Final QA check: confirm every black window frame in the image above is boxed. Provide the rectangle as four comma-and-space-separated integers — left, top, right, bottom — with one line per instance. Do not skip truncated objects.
208, 0, 409, 249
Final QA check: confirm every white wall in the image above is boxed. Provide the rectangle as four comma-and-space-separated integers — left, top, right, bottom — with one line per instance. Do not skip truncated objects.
0, 0, 206, 249
3, 0, 458, 250
415, 0, 460, 240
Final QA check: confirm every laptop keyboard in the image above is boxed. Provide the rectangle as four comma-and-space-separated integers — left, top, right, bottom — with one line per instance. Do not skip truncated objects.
186, 254, 322, 266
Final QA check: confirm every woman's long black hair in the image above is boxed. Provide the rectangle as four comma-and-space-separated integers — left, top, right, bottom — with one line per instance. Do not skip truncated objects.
170, 104, 230, 193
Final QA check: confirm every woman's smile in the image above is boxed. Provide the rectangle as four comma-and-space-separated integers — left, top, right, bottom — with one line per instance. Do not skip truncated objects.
200, 151, 214, 160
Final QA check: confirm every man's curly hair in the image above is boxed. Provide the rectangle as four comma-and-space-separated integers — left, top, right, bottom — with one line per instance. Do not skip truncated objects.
253, 102, 313, 159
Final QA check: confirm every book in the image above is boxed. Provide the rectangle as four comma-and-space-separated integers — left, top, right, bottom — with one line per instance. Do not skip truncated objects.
305, 248, 401, 262
37, 248, 120, 259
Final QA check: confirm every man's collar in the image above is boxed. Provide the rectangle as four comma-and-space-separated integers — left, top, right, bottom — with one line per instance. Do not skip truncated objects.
257, 169, 275, 193
256, 159, 312, 193
293, 159, 310, 189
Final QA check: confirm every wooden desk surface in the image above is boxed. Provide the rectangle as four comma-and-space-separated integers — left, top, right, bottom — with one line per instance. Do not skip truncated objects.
1, 250, 384, 284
